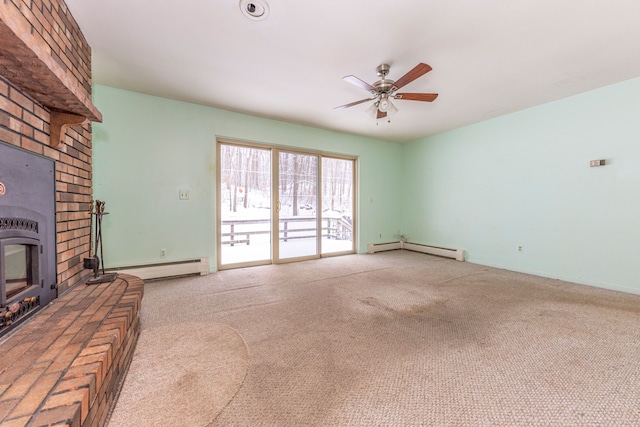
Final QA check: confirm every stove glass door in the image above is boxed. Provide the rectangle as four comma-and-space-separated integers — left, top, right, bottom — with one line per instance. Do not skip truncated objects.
5, 244, 32, 298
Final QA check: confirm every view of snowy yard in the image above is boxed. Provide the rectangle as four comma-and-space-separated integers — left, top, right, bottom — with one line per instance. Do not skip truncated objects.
220, 144, 354, 265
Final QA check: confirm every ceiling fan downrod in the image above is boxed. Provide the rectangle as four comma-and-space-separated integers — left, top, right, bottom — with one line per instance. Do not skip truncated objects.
376, 64, 390, 79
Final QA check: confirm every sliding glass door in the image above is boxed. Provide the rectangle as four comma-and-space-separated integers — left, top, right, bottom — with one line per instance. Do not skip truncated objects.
219, 144, 272, 266
321, 157, 354, 255
218, 140, 356, 269
275, 151, 319, 261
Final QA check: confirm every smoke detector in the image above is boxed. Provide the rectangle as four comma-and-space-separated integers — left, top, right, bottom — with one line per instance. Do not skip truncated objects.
240, 0, 270, 21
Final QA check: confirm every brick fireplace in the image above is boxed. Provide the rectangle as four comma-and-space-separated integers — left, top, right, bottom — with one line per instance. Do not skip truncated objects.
1, 1, 142, 426
1, 0, 99, 294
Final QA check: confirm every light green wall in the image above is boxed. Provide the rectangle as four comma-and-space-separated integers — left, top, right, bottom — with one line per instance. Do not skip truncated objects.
402, 77, 640, 294
92, 85, 403, 270
94, 78, 640, 293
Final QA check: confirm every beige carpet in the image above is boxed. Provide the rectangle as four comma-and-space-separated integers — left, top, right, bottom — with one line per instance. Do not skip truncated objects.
110, 251, 640, 426
108, 322, 248, 426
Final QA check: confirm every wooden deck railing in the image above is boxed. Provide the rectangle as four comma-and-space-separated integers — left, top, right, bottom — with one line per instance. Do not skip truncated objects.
221, 216, 352, 246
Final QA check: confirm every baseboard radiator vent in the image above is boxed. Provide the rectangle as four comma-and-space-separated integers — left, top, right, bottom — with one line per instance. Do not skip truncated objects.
367, 242, 403, 253
107, 258, 209, 280
368, 241, 464, 262
403, 242, 464, 261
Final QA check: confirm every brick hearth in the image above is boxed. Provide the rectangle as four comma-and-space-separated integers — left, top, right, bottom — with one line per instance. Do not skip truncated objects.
0, 275, 143, 426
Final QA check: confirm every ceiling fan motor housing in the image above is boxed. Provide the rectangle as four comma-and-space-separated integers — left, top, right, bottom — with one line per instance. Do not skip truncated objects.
374, 64, 395, 95
373, 79, 395, 94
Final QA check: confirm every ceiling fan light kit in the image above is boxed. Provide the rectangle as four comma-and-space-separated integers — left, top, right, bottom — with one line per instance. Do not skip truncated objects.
378, 94, 390, 112
365, 103, 378, 118
335, 63, 438, 123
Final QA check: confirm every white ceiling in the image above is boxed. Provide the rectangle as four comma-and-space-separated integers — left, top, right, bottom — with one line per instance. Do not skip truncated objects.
65, 0, 640, 143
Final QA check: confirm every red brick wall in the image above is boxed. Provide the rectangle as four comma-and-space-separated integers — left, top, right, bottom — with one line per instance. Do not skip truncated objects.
0, 0, 94, 294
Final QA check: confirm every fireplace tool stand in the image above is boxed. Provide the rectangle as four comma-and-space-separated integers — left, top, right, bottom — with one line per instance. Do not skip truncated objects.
84, 200, 118, 285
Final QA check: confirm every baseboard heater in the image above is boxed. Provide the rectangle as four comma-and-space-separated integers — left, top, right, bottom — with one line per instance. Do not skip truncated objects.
366, 242, 403, 253
106, 258, 210, 280
368, 241, 464, 261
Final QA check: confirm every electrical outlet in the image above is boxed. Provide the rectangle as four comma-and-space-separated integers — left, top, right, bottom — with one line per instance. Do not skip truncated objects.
379, 233, 382, 238
179, 190, 189, 200
517, 245, 523, 253
160, 248, 167, 257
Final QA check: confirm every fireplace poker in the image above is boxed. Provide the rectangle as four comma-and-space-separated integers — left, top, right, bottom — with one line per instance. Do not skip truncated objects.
98, 201, 106, 275
93, 200, 102, 277
93, 200, 104, 276
88, 199, 94, 258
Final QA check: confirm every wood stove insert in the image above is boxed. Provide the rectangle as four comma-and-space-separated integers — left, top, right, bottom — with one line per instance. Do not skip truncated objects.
0, 141, 57, 336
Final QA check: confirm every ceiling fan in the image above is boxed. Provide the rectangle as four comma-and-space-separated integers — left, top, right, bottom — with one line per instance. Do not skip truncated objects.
335, 63, 438, 121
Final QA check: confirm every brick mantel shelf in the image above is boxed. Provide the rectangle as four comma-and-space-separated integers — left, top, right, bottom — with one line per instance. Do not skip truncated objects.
0, 3, 102, 128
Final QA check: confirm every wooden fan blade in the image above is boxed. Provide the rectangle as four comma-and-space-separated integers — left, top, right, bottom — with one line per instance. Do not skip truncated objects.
394, 93, 439, 102
334, 98, 374, 110
392, 63, 432, 90
343, 75, 376, 92
377, 110, 387, 119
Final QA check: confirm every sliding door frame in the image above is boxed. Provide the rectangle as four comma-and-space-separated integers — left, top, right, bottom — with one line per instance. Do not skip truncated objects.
319, 154, 358, 258
216, 137, 357, 270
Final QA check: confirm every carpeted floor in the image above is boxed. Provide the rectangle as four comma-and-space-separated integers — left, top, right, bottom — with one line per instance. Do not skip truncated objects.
109, 251, 640, 426
108, 322, 249, 426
